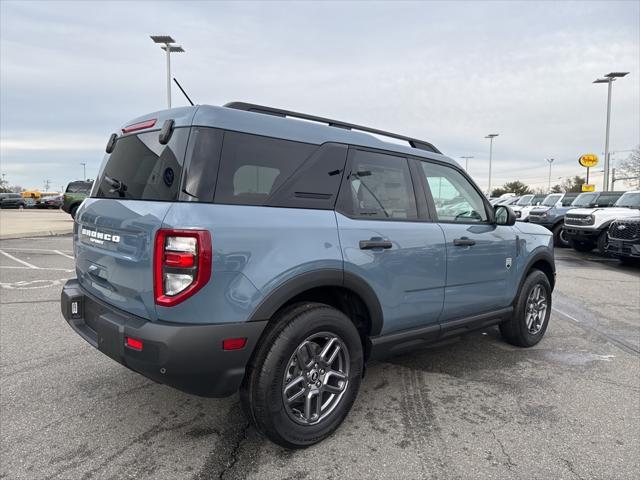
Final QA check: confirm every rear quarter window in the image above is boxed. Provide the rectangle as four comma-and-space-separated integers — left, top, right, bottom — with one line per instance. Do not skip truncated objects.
214, 131, 316, 206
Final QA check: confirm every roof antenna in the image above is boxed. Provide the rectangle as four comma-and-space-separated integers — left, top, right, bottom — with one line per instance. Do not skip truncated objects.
173, 77, 195, 106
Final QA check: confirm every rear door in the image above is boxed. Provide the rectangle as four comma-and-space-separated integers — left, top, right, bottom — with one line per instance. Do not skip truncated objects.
75, 125, 190, 320
335, 148, 446, 335
414, 159, 517, 321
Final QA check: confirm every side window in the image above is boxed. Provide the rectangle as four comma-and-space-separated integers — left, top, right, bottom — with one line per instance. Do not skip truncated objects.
341, 149, 417, 220
419, 161, 488, 223
214, 131, 315, 206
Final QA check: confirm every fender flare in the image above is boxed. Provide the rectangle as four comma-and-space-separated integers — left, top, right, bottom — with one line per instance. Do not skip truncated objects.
248, 269, 384, 336
515, 249, 556, 300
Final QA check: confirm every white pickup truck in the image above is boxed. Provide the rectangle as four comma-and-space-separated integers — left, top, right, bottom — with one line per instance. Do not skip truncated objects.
563, 190, 640, 254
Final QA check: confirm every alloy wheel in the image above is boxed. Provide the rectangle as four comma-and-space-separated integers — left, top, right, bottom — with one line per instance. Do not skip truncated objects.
525, 284, 548, 334
282, 332, 350, 426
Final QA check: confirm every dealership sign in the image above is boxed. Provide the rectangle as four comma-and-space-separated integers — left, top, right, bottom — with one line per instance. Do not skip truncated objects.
579, 154, 599, 168
581, 184, 596, 192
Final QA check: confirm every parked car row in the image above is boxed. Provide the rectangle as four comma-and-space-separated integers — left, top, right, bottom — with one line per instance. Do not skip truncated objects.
517, 190, 640, 264
1, 180, 93, 217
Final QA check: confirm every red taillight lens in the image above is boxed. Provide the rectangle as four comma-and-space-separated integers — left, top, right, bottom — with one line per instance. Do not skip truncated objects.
154, 229, 212, 307
122, 119, 157, 134
223, 338, 247, 350
126, 337, 143, 351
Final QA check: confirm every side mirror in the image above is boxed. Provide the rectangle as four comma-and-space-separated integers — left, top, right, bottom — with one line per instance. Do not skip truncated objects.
495, 205, 516, 226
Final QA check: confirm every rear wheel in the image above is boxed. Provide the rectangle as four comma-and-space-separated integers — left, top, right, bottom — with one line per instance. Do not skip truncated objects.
240, 303, 363, 448
552, 224, 569, 248
570, 239, 594, 252
500, 269, 551, 347
69, 204, 79, 219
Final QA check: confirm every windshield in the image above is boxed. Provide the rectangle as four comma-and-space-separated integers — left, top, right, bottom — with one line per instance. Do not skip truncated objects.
516, 194, 534, 206
614, 192, 640, 208
571, 192, 598, 207
542, 194, 562, 206
93, 128, 189, 201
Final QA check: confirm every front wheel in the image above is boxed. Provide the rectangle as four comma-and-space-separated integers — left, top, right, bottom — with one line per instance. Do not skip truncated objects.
500, 269, 552, 347
552, 224, 569, 248
240, 303, 363, 448
596, 230, 609, 255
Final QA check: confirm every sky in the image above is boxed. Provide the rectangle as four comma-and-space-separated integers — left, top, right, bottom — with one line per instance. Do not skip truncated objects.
1, 0, 639, 193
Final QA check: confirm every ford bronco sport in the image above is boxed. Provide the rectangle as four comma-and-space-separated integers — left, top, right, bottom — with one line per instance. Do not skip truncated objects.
61, 102, 555, 448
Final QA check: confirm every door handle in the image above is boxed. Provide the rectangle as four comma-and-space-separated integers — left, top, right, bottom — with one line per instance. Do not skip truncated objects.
453, 237, 476, 247
359, 238, 393, 250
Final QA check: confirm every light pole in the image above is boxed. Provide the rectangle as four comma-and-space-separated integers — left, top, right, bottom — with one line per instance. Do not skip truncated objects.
545, 158, 555, 192
593, 72, 629, 191
150, 35, 185, 108
80, 162, 86, 181
460, 156, 474, 172
485, 134, 499, 194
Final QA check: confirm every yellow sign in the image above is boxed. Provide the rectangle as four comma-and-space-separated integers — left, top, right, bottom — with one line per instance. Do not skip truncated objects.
579, 154, 599, 168
581, 184, 596, 192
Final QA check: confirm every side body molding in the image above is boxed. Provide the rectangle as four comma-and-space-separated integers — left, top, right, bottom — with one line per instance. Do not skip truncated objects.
248, 269, 384, 336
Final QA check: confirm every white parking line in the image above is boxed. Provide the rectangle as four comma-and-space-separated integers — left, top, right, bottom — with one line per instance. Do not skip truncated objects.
53, 249, 74, 260
552, 307, 581, 324
0, 250, 39, 269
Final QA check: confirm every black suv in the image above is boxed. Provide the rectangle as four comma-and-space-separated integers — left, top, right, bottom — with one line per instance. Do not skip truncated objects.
607, 217, 640, 265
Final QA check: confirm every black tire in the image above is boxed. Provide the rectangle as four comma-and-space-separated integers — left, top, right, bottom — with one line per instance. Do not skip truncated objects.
569, 239, 594, 253
596, 229, 609, 256
552, 224, 569, 248
500, 269, 552, 347
240, 302, 363, 448
69, 204, 79, 219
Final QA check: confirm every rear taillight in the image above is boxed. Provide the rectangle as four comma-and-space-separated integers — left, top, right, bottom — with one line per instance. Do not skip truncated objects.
154, 229, 212, 307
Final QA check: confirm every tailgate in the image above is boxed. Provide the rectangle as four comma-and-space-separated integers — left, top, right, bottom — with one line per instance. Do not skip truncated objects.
75, 198, 172, 320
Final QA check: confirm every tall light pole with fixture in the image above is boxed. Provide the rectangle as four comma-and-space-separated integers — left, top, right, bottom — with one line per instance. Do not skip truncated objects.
460, 156, 473, 172
80, 162, 86, 181
485, 134, 499, 194
150, 35, 185, 108
545, 158, 555, 192
593, 72, 629, 191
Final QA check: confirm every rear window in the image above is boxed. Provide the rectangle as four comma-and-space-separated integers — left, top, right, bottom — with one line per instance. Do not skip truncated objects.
66, 181, 93, 194
561, 194, 578, 206
214, 131, 316, 206
92, 128, 189, 201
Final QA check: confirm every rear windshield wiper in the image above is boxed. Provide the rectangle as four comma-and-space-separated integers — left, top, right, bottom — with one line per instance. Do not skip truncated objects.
104, 175, 128, 198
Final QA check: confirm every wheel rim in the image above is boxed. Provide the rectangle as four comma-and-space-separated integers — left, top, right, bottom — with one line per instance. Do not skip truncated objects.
282, 332, 350, 426
559, 229, 568, 245
525, 284, 548, 335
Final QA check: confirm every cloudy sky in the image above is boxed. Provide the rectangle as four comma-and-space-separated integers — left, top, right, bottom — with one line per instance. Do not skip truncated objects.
1, 0, 638, 192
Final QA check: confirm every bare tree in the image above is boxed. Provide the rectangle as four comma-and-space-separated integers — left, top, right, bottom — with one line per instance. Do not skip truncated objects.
614, 146, 640, 189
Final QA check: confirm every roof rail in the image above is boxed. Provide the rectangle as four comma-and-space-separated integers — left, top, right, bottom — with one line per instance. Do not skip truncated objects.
224, 101, 441, 154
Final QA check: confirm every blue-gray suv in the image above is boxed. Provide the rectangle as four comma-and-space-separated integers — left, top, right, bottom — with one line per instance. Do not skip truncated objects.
61, 102, 555, 447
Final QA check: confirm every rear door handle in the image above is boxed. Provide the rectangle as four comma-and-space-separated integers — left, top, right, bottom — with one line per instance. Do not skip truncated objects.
453, 237, 476, 247
359, 238, 393, 250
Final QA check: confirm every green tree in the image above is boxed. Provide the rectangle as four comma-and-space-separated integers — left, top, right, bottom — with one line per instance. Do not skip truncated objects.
491, 181, 532, 197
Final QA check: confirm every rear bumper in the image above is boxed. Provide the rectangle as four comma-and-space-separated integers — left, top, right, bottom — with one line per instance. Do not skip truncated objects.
563, 227, 600, 242
61, 279, 267, 397
606, 239, 640, 258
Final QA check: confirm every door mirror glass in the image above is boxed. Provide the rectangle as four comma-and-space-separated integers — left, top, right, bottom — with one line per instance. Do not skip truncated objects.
495, 205, 516, 226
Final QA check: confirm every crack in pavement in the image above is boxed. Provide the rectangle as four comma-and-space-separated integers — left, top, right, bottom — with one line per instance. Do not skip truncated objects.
491, 431, 517, 470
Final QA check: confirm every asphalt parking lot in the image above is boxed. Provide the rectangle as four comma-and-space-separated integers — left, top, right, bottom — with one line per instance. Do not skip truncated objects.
1, 235, 639, 480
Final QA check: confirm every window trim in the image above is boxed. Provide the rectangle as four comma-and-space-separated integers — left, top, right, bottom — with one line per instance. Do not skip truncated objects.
413, 157, 495, 225
335, 146, 425, 223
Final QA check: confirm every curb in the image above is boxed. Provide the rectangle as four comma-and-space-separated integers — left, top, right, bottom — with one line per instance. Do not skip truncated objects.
0, 229, 73, 240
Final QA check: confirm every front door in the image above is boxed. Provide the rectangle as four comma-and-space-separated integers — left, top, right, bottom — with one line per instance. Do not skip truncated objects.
415, 160, 517, 321
335, 148, 447, 335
